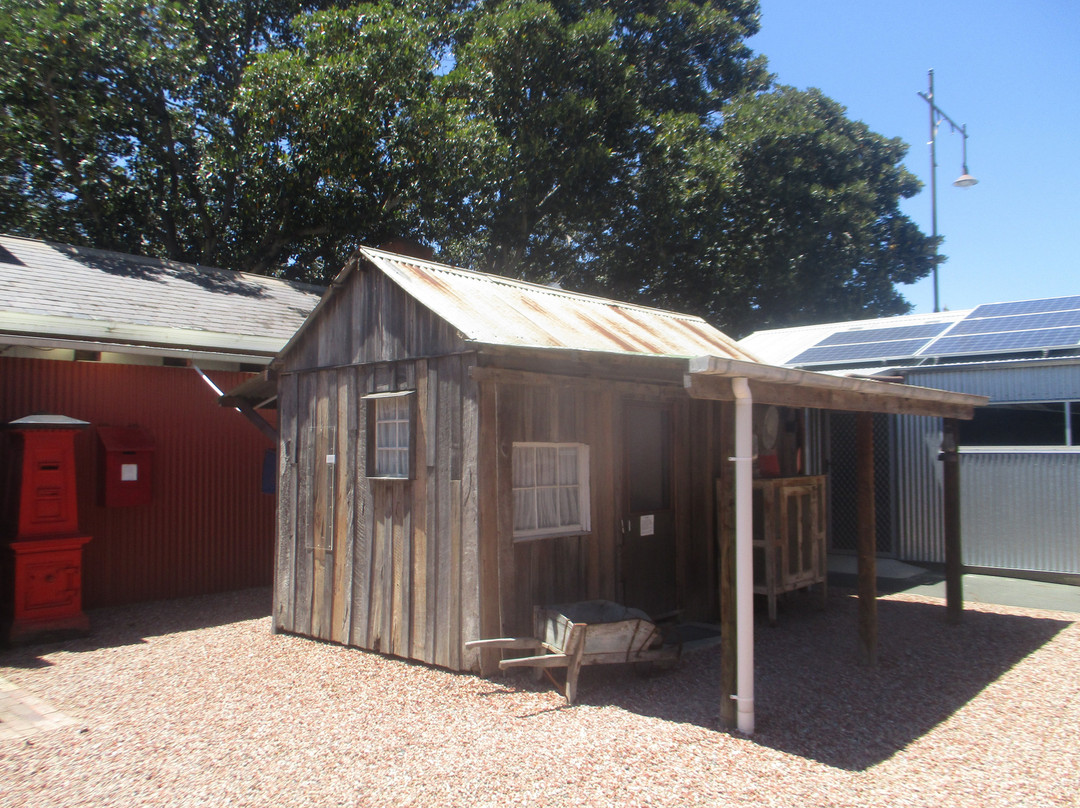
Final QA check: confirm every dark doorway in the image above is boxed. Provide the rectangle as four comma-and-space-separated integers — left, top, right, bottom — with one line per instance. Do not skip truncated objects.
621, 401, 677, 616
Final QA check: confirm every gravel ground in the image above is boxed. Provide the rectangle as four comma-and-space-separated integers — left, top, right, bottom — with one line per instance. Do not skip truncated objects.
2, 587, 1078, 808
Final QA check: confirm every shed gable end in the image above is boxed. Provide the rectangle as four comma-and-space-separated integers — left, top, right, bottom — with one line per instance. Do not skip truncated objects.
281, 262, 466, 370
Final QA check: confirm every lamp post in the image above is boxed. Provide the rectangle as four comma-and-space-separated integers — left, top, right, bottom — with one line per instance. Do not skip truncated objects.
919, 69, 978, 312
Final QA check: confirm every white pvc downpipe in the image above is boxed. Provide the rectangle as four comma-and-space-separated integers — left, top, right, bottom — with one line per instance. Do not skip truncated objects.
731, 377, 755, 734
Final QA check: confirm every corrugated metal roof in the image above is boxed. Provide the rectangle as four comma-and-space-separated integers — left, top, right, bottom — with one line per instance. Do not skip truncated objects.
0, 235, 324, 356
358, 247, 753, 360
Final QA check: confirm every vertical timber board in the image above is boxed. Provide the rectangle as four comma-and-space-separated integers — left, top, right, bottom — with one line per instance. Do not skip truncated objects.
589, 388, 617, 601
612, 395, 626, 605
367, 480, 392, 652
685, 399, 716, 619
411, 359, 430, 661
350, 367, 375, 649
672, 397, 690, 612
449, 479, 463, 670
349, 261, 365, 365
422, 363, 440, 665
476, 379, 501, 675
311, 371, 336, 641
433, 356, 455, 668
275, 372, 299, 633
459, 356, 482, 671
331, 369, 357, 645
718, 401, 737, 729
391, 480, 411, 658
449, 355, 464, 482
495, 384, 520, 637
293, 372, 316, 638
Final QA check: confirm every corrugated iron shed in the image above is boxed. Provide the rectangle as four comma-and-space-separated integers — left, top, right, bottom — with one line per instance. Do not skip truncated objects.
0, 235, 324, 360
330, 247, 756, 361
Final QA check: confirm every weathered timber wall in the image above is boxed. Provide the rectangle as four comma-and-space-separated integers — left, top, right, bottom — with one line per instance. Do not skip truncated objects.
485, 380, 725, 637
276, 354, 481, 671
280, 265, 466, 372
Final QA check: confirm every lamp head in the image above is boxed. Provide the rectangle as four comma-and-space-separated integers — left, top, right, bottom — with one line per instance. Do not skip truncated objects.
953, 171, 978, 188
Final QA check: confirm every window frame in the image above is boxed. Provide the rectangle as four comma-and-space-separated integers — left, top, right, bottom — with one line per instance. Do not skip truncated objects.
511, 441, 591, 542
364, 390, 415, 480
958, 399, 1079, 448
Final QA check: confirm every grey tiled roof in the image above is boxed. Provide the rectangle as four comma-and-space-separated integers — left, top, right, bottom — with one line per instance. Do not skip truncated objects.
0, 235, 324, 356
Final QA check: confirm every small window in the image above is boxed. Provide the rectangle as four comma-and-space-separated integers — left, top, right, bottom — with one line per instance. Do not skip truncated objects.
959, 401, 1078, 447
365, 391, 414, 478
512, 442, 590, 540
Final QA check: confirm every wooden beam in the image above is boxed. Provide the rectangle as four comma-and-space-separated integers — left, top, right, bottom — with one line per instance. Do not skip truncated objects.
942, 418, 964, 624
470, 365, 682, 400
220, 396, 279, 444
855, 412, 878, 666
685, 374, 979, 419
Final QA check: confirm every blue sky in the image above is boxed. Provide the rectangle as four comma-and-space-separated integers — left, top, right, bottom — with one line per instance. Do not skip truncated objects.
746, 0, 1080, 315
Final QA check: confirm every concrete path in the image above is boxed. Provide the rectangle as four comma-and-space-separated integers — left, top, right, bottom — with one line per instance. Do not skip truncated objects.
828, 554, 1080, 614
0, 675, 78, 742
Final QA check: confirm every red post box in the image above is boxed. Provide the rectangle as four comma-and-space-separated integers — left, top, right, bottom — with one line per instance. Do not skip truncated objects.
97, 426, 155, 507
2, 414, 93, 644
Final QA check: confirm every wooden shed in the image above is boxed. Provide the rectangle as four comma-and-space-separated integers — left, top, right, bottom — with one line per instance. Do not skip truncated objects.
269, 247, 985, 706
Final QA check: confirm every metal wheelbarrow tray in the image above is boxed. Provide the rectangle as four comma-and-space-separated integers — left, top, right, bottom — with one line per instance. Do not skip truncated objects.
466, 600, 682, 704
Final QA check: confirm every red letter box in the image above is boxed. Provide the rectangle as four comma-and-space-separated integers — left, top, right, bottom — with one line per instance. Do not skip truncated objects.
97, 426, 155, 507
2, 414, 93, 644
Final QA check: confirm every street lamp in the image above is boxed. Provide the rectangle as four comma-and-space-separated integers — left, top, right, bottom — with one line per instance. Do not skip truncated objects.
918, 69, 978, 312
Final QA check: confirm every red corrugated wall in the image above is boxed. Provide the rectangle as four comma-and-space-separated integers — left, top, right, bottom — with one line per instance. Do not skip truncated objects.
1, 356, 277, 607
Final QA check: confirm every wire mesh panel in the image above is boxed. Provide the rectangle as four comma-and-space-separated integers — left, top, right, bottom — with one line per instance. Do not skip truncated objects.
827, 412, 893, 553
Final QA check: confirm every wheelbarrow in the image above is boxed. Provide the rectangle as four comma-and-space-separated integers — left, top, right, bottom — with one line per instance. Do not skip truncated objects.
465, 600, 683, 704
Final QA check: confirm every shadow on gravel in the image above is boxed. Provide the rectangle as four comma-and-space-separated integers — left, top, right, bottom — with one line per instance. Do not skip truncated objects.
0, 587, 271, 669
559, 591, 1074, 771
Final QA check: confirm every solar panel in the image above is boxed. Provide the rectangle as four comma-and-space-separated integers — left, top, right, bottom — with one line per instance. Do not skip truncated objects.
790, 338, 937, 365
968, 296, 1080, 319
928, 326, 1080, 357
948, 309, 1080, 336
816, 322, 950, 346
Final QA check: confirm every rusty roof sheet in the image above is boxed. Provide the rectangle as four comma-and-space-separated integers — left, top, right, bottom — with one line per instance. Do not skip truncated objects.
359, 247, 754, 360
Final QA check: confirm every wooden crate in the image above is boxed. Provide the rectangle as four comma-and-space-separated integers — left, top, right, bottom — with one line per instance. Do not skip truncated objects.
752, 475, 827, 624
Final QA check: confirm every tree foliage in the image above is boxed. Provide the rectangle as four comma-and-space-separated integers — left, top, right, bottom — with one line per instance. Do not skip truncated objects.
0, 0, 935, 332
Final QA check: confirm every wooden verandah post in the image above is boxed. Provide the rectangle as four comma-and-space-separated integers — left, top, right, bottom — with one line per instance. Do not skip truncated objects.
855, 412, 878, 666
942, 418, 964, 624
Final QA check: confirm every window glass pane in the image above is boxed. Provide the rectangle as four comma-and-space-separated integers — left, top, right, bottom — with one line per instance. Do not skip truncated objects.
537, 447, 557, 486
377, 422, 392, 449
397, 422, 410, 450
559, 485, 580, 525
513, 489, 536, 531
958, 403, 1066, 446
512, 442, 589, 538
558, 447, 578, 484
513, 446, 535, 487
537, 487, 559, 529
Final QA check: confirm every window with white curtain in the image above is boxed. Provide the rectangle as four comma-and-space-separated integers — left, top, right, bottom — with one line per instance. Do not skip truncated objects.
366, 391, 413, 478
512, 442, 590, 540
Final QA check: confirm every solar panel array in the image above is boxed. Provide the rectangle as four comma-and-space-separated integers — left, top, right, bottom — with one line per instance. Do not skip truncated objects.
789, 295, 1080, 367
